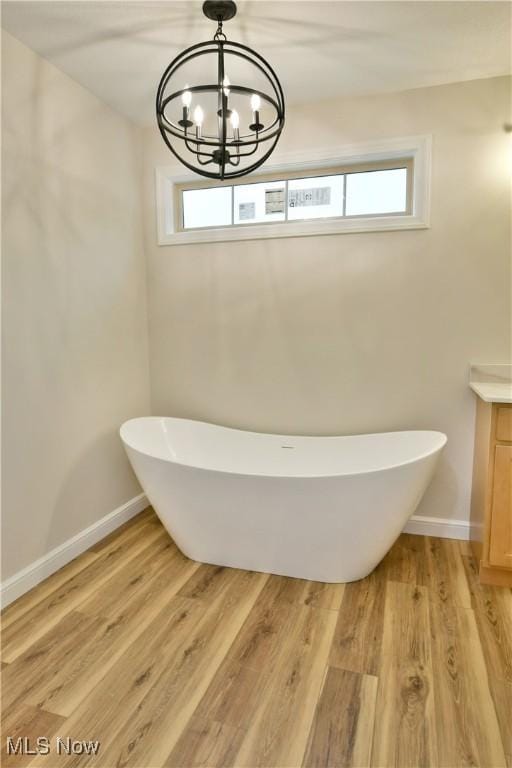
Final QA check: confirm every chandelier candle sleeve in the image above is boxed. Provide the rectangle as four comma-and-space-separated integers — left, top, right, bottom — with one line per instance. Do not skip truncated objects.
249, 93, 263, 132
179, 89, 193, 128
193, 106, 204, 139
231, 109, 240, 142
155, 0, 285, 180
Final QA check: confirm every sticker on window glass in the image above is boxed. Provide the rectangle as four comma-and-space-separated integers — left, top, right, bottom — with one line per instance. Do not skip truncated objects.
265, 188, 285, 214
288, 187, 331, 208
238, 202, 255, 221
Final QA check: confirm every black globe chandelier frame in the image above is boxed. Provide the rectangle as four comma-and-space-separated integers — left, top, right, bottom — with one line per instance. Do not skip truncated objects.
156, 1, 285, 180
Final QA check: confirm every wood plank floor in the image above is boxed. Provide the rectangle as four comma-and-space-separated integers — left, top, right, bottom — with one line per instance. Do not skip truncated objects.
1, 509, 511, 768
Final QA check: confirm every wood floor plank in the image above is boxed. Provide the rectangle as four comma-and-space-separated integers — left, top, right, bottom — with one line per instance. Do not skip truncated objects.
329, 569, 386, 675
178, 564, 345, 612
1, 521, 164, 663
165, 719, 245, 768
300, 580, 345, 611
31, 569, 268, 768
302, 666, 378, 768
1, 706, 65, 768
251, 572, 311, 606
2, 611, 104, 713
22, 539, 200, 716
192, 661, 266, 733
233, 605, 338, 767
0, 551, 99, 630
189, 576, 316, 735
90, 569, 268, 768
177, 563, 239, 601
462, 555, 512, 682
371, 581, 438, 768
429, 595, 507, 766
458, 540, 473, 557
225, 575, 309, 671
375, 532, 425, 584
1, 537, 180, 712
27, 594, 203, 768
420, 537, 472, 609
488, 678, 512, 761
76, 528, 173, 617
428, 537, 509, 764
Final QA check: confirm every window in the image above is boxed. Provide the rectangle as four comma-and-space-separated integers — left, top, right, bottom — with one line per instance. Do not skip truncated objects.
345, 168, 407, 216
234, 180, 286, 225
156, 136, 431, 245
287, 175, 344, 221
182, 186, 232, 230
178, 162, 411, 232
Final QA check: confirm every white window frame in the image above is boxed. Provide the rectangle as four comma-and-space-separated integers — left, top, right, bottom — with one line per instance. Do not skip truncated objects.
155, 135, 432, 246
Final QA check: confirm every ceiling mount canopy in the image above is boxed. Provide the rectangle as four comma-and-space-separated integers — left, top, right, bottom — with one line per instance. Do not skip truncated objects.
202, 1, 237, 24
156, 0, 285, 180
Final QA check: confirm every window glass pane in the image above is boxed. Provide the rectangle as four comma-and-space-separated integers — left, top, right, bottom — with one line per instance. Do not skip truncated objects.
345, 168, 407, 216
287, 175, 344, 220
182, 186, 232, 229
233, 180, 286, 225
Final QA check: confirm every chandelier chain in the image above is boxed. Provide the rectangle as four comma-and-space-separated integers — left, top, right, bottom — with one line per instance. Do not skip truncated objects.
213, 21, 227, 41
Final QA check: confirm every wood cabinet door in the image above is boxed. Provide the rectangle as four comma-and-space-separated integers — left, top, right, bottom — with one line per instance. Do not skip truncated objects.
489, 445, 512, 569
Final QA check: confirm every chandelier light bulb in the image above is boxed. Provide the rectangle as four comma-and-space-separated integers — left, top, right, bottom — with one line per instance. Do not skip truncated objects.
230, 109, 239, 129
250, 93, 261, 112
181, 89, 192, 108
193, 105, 204, 126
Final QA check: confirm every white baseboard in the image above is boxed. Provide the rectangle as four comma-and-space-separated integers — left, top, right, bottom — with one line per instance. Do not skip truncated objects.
404, 514, 470, 540
1, 493, 148, 609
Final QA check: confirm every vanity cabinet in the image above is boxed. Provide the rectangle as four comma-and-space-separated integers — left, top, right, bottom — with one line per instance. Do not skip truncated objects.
470, 401, 512, 586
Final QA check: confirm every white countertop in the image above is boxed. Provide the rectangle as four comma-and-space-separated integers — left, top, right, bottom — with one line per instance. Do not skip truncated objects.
469, 381, 512, 404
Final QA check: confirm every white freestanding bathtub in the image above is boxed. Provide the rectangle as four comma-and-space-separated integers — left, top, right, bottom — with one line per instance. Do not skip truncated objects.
120, 417, 446, 583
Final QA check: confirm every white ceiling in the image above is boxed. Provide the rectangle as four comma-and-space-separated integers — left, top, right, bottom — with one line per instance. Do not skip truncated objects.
2, 1, 511, 126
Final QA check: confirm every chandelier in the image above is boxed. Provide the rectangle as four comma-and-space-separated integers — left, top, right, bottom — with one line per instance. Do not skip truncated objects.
156, 1, 285, 180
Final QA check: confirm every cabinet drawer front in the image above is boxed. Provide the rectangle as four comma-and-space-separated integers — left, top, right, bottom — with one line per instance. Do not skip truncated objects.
496, 406, 512, 442
489, 444, 512, 569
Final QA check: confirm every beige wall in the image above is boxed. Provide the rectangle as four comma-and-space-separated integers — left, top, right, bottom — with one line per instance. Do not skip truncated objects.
143, 75, 511, 525
2, 33, 509, 581
1, 31, 151, 580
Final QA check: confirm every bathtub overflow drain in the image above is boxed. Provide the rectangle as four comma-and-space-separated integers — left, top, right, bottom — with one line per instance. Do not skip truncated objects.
281, 445, 295, 449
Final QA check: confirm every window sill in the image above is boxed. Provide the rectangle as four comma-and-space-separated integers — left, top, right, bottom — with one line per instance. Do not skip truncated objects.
158, 213, 428, 246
